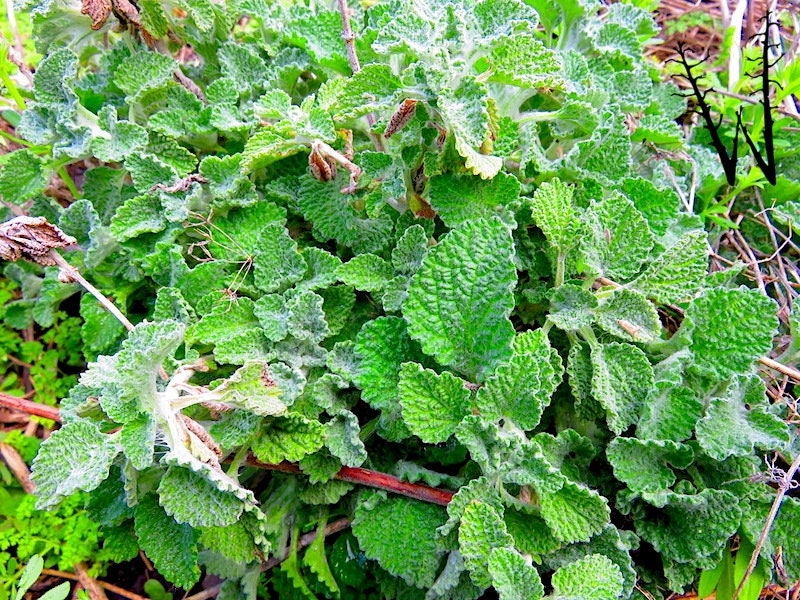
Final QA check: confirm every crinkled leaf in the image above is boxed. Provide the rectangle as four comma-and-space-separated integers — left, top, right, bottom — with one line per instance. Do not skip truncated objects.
636, 383, 702, 442
590, 192, 654, 280
530, 178, 580, 255
157, 465, 247, 527
134, 494, 200, 589
551, 554, 624, 600
634, 489, 741, 565
120, 416, 156, 470
251, 415, 326, 463
209, 361, 287, 416
403, 217, 515, 382
428, 172, 521, 228
0, 149, 48, 203
352, 492, 447, 588
253, 223, 307, 293
539, 481, 610, 544
591, 342, 654, 435
32, 420, 120, 509
695, 374, 790, 460
398, 362, 472, 443
475, 329, 561, 430
188, 297, 270, 364
458, 501, 514, 589
325, 410, 367, 467
206, 202, 286, 262
594, 288, 661, 343
354, 316, 422, 411
607, 438, 693, 493
114, 52, 176, 98
439, 475, 504, 538
93, 105, 149, 162
629, 230, 708, 303
682, 288, 778, 380
488, 547, 544, 600
547, 284, 598, 331
336, 254, 393, 292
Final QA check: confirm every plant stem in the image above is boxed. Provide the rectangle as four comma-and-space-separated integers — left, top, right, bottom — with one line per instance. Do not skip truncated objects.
731, 450, 800, 600
0, 391, 61, 421
336, 0, 384, 152
56, 165, 80, 199
40, 569, 148, 600
247, 457, 455, 506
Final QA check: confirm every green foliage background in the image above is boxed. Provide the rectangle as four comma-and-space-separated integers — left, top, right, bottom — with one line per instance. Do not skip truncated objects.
0, 0, 798, 598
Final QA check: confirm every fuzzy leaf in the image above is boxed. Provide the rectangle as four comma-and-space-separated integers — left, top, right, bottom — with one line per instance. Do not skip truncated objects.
591, 192, 654, 280
606, 438, 694, 493
547, 284, 598, 331
594, 288, 661, 343
32, 420, 120, 509
157, 465, 249, 528
428, 172, 521, 228
337, 254, 394, 292
591, 342, 654, 435
695, 374, 790, 460
488, 547, 544, 600
188, 297, 269, 364
93, 105, 149, 162
398, 362, 472, 443
0, 149, 48, 202
682, 288, 778, 380
475, 329, 562, 430
403, 217, 516, 382
325, 410, 367, 467
352, 492, 447, 588
629, 230, 708, 303
551, 554, 624, 600
636, 383, 703, 442
634, 489, 741, 565
539, 481, 610, 544
134, 494, 200, 589
206, 202, 286, 262
459, 501, 515, 589
354, 316, 422, 411
209, 361, 287, 416
530, 178, 580, 255
253, 223, 307, 293
114, 52, 176, 98
251, 415, 326, 463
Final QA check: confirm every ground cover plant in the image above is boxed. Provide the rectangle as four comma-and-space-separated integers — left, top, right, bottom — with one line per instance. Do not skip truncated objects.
0, 0, 799, 598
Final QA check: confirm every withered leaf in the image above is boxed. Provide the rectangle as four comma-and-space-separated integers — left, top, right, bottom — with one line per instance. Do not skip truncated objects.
0, 216, 77, 266
81, 0, 113, 30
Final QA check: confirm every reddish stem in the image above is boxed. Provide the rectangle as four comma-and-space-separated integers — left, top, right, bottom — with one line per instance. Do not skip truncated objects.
245, 458, 454, 506
0, 393, 61, 421
0, 396, 456, 507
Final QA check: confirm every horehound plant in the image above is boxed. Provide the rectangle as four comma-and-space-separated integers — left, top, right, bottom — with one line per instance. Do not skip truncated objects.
0, 0, 798, 598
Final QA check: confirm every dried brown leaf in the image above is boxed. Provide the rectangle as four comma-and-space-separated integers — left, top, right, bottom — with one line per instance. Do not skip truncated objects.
0, 216, 77, 266
81, 0, 112, 30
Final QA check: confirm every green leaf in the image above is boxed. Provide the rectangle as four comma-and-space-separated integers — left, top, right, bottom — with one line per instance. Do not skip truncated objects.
629, 230, 708, 303
134, 494, 200, 589
241, 129, 306, 171
317, 64, 402, 120
119, 416, 156, 470
352, 492, 447, 588
428, 172, 521, 228
251, 415, 326, 463
475, 329, 562, 430
682, 288, 778, 380
157, 466, 247, 527
93, 105, 149, 162
547, 284, 598, 331
403, 217, 516, 382
124, 154, 179, 193
439, 475, 505, 538
594, 288, 661, 343
551, 554, 624, 600
253, 223, 307, 293
591, 342, 654, 435
285, 290, 330, 342
199, 154, 258, 207
304, 524, 340, 597
296, 177, 394, 255
114, 52, 176, 98
695, 374, 790, 460
206, 201, 286, 262
336, 254, 394, 292
487, 32, 561, 89
0, 150, 48, 203
607, 438, 694, 493
325, 410, 367, 467
590, 192, 655, 280
458, 501, 514, 588
31, 421, 119, 509
208, 361, 287, 416
398, 362, 472, 443
488, 547, 544, 600
188, 297, 270, 364
636, 383, 703, 442
539, 481, 610, 544
354, 316, 422, 411
438, 77, 503, 179
218, 41, 267, 94
530, 178, 580, 256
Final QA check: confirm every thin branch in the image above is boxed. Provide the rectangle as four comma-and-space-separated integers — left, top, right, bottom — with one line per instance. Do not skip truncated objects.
40, 569, 148, 600
0, 441, 35, 492
246, 458, 455, 506
0, 392, 61, 421
336, 0, 384, 152
731, 451, 800, 600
